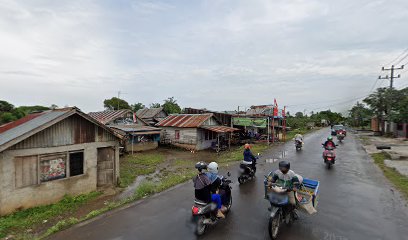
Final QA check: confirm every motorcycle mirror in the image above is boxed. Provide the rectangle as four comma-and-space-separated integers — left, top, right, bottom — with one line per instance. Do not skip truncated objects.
227, 172, 231, 177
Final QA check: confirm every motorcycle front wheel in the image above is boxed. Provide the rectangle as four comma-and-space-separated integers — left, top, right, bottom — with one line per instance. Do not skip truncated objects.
238, 176, 245, 184
268, 213, 281, 239
195, 216, 206, 236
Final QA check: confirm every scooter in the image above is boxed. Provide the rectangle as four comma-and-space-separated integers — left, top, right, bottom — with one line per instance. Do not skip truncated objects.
265, 183, 297, 239
337, 131, 345, 142
295, 140, 303, 151
322, 145, 337, 169
238, 154, 259, 184
191, 173, 232, 236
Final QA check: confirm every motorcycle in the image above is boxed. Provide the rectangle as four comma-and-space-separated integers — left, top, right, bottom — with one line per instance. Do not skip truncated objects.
238, 154, 259, 184
337, 131, 345, 142
265, 183, 297, 240
192, 173, 233, 236
295, 140, 303, 151
322, 145, 337, 169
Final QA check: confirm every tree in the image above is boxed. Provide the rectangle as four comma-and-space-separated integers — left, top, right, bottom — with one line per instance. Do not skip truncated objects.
295, 112, 304, 118
0, 112, 17, 124
162, 97, 181, 114
103, 97, 131, 110
348, 102, 372, 128
0, 100, 14, 113
131, 103, 145, 112
150, 103, 161, 108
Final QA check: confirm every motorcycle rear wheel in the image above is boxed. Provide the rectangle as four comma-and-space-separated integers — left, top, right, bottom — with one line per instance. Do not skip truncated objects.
195, 216, 206, 236
268, 213, 281, 239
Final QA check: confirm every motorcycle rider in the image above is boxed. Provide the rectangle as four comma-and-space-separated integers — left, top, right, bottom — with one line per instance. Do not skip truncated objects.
193, 162, 225, 219
243, 143, 257, 172
206, 162, 226, 218
323, 136, 336, 149
266, 161, 302, 207
294, 132, 304, 145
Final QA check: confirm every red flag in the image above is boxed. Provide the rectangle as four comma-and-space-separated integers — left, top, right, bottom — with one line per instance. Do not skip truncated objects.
273, 99, 278, 117
282, 106, 286, 117
133, 112, 137, 123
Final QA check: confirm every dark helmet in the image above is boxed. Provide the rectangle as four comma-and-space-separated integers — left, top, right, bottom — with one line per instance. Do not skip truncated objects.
195, 162, 207, 172
279, 161, 290, 174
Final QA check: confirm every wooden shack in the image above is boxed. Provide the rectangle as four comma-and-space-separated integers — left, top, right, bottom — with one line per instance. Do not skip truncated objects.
0, 107, 120, 216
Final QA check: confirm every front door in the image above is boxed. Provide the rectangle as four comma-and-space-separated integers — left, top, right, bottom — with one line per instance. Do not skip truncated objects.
97, 147, 115, 187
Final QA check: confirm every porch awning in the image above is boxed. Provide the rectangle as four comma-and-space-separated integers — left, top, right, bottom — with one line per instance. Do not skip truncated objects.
131, 131, 161, 135
200, 126, 239, 133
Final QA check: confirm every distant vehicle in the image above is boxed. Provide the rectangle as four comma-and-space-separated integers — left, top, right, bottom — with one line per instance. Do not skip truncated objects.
331, 125, 346, 136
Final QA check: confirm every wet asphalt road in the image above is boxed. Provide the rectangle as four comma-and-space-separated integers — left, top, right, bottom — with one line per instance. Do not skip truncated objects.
51, 129, 408, 240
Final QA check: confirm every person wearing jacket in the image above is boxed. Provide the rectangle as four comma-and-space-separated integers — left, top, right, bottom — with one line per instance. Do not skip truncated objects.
243, 143, 257, 172
205, 162, 226, 218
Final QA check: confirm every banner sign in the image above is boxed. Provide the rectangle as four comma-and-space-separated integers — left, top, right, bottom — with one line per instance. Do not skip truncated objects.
232, 117, 268, 128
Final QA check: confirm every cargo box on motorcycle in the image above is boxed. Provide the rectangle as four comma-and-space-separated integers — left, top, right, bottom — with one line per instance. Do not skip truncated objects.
296, 178, 319, 214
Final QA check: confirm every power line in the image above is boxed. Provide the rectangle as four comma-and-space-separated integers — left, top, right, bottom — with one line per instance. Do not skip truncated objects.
384, 48, 408, 66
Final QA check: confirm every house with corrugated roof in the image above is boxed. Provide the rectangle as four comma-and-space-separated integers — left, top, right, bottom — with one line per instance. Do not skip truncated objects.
136, 107, 168, 126
156, 113, 237, 151
0, 107, 121, 216
88, 109, 161, 152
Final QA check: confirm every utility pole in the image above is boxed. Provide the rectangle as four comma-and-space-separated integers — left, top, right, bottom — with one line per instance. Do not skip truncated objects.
378, 65, 404, 133
379, 65, 404, 88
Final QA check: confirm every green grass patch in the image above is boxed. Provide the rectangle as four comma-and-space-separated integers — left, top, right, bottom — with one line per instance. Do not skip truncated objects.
119, 152, 165, 187
0, 191, 102, 239
371, 152, 408, 199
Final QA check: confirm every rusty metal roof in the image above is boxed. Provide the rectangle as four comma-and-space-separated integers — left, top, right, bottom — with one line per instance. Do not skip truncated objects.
156, 114, 213, 128
136, 107, 165, 119
0, 107, 120, 152
200, 126, 239, 133
88, 109, 139, 125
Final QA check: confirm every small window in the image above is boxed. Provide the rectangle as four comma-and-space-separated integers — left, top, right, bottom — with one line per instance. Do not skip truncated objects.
70, 152, 84, 177
175, 130, 180, 140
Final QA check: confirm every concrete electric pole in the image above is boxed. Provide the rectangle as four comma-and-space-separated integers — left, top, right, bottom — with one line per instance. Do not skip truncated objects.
378, 65, 404, 133
378, 65, 404, 88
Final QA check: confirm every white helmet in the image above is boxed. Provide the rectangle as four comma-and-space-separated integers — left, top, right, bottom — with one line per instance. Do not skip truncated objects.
207, 162, 219, 174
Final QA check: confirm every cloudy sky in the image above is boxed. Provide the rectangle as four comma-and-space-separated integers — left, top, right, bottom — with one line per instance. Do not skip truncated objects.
1, 0, 407, 114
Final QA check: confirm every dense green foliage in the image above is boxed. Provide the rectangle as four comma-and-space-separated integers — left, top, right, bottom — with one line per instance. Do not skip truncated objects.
103, 97, 131, 110
348, 102, 372, 128
162, 97, 182, 114
131, 102, 145, 112
0, 100, 50, 125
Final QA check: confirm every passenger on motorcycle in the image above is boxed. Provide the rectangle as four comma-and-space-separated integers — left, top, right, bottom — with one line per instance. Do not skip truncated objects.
206, 162, 227, 218
243, 143, 257, 172
294, 133, 304, 144
323, 136, 336, 149
193, 162, 225, 219
266, 161, 302, 207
